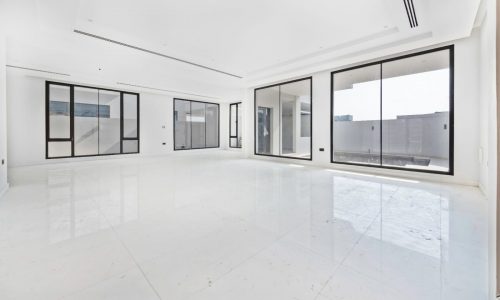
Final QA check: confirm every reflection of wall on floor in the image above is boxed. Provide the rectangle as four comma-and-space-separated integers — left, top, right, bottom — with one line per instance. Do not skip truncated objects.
256, 89, 311, 157
47, 168, 139, 244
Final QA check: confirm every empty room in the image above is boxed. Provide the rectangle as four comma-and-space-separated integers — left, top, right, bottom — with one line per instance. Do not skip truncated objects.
0, 0, 499, 299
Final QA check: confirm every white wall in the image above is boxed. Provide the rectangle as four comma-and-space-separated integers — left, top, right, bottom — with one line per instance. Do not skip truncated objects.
244, 32, 481, 186
138, 92, 173, 156
0, 33, 8, 196
6, 71, 230, 167
476, 0, 497, 298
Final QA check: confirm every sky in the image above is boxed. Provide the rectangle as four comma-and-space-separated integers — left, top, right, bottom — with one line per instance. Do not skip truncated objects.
334, 69, 450, 121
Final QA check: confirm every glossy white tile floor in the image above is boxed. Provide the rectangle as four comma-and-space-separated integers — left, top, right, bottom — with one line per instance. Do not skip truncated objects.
0, 151, 489, 300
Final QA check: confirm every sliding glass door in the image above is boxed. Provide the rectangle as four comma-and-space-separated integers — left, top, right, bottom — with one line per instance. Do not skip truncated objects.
254, 77, 312, 160
331, 46, 453, 174
333, 65, 381, 165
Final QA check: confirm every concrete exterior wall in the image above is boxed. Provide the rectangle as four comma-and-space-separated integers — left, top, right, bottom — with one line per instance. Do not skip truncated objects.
334, 112, 449, 159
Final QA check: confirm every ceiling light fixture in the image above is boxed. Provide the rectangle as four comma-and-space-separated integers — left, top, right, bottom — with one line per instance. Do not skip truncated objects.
74, 29, 243, 79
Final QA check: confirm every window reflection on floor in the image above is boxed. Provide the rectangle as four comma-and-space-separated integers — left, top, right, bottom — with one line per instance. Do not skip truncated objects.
47, 167, 139, 244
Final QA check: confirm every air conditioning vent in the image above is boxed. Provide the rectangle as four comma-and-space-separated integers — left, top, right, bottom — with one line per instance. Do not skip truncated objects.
403, 0, 419, 28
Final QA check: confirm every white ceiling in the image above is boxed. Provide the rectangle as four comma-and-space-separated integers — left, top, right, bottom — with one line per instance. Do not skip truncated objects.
1, 0, 482, 102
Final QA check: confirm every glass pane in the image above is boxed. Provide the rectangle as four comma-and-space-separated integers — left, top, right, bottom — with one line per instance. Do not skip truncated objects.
280, 79, 311, 159
122, 140, 138, 153
230, 103, 242, 148
333, 65, 381, 165
191, 102, 206, 148
205, 103, 219, 148
381, 50, 450, 172
174, 99, 191, 150
230, 138, 238, 148
74, 87, 99, 156
300, 102, 311, 137
98, 90, 121, 154
123, 93, 138, 138
230, 104, 237, 136
237, 103, 242, 147
255, 86, 279, 155
48, 84, 71, 139
48, 141, 71, 158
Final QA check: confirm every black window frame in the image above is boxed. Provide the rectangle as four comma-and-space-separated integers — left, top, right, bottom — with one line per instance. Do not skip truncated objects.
173, 98, 220, 151
330, 45, 454, 175
253, 76, 313, 161
121, 92, 140, 153
45, 81, 140, 159
229, 102, 242, 148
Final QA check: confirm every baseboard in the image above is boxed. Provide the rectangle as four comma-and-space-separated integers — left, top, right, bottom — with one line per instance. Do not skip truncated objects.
0, 182, 9, 199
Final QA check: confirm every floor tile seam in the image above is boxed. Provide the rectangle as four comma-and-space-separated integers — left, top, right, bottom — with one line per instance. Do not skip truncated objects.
312, 207, 385, 300
109, 227, 163, 300
104, 211, 260, 269
115, 211, 287, 270
93, 202, 163, 300
55, 264, 139, 300
186, 219, 310, 296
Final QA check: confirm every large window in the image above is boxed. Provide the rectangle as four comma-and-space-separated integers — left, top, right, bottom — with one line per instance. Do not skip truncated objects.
254, 77, 312, 160
46, 81, 140, 159
331, 46, 453, 174
229, 102, 242, 148
174, 99, 219, 150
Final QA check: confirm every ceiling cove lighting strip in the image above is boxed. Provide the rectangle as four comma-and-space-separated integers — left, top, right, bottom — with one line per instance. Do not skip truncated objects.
116, 82, 220, 99
403, 0, 418, 28
6, 65, 70, 76
74, 29, 243, 79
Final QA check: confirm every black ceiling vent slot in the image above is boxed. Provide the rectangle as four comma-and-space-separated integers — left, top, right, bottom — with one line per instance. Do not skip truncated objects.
403, 0, 419, 28
6, 65, 70, 76
73, 29, 243, 79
